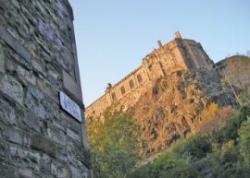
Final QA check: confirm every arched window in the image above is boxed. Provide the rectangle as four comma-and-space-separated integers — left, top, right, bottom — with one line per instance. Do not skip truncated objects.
129, 80, 134, 89
120, 86, 125, 95
111, 92, 116, 101
148, 64, 153, 71
137, 74, 143, 83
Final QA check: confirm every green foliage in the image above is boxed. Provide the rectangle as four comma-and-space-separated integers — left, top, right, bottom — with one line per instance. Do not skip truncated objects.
239, 117, 250, 167
88, 111, 140, 178
171, 135, 212, 161
130, 106, 250, 178
214, 106, 249, 143
88, 106, 250, 178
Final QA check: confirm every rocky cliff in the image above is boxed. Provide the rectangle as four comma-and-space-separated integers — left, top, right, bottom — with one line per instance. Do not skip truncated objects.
216, 55, 250, 99
89, 56, 250, 157
130, 68, 235, 156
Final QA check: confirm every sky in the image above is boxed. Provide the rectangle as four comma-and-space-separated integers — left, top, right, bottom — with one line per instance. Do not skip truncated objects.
69, 0, 250, 106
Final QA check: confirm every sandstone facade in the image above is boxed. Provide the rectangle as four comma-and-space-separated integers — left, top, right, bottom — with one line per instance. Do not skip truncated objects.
86, 33, 214, 120
0, 0, 91, 177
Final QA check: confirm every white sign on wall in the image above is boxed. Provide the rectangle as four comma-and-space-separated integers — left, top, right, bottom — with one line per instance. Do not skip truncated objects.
59, 91, 82, 122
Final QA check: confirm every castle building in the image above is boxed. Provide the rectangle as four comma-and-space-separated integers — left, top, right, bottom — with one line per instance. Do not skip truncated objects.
86, 32, 214, 120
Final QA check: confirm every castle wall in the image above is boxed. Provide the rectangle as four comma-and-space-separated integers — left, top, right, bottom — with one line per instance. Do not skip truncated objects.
180, 40, 213, 70
86, 65, 151, 120
158, 40, 188, 73
86, 36, 213, 120
169, 41, 189, 70
86, 94, 111, 120
0, 1, 91, 177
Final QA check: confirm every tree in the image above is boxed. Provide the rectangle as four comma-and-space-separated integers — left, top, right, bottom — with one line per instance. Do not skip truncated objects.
87, 111, 140, 178
222, 56, 250, 107
239, 118, 250, 167
199, 103, 234, 134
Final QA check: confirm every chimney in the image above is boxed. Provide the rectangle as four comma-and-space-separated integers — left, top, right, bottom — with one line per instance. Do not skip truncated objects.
157, 40, 163, 48
105, 83, 112, 92
175, 31, 182, 39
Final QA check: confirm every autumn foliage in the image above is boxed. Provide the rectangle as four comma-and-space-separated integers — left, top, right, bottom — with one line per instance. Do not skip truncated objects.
198, 103, 234, 133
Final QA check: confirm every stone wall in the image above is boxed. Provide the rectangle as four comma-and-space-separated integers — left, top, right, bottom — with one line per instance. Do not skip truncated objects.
86, 65, 150, 120
180, 39, 213, 70
0, 0, 91, 177
86, 35, 213, 120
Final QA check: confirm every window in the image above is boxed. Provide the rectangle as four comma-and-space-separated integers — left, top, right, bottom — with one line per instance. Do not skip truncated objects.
111, 92, 116, 101
120, 86, 125, 95
148, 64, 153, 71
129, 80, 134, 89
137, 74, 143, 83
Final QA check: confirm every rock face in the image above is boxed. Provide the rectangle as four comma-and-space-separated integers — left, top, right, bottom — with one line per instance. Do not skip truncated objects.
130, 68, 237, 155
216, 55, 250, 94
86, 37, 250, 156
0, 1, 91, 178
128, 56, 250, 156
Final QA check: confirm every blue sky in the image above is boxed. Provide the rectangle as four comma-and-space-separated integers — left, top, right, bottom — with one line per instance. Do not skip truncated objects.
69, 0, 250, 106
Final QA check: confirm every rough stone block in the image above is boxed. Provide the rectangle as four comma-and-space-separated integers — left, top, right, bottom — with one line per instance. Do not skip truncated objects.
22, 112, 41, 132
67, 128, 81, 142
5, 58, 16, 73
31, 134, 57, 157
39, 154, 52, 174
4, 129, 29, 145
51, 161, 70, 178
70, 166, 84, 178
18, 169, 33, 178
66, 141, 91, 169
17, 65, 36, 85
0, 141, 8, 160
9, 146, 28, 160
37, 78, 57, 102
48, 69, 60, 81
32, 60, 46, 76
0, 44, 4, 73
25, 86, 52, 120
27, 151, 40, 164
81, 149, 92, 169
0, 164, 16, 178
0, 27, 31, 63
63, 70, 83, 103
9, 150, 39, 173
0, 99, 17, 126
48, 127, 66, 146
0, 75, 24, 105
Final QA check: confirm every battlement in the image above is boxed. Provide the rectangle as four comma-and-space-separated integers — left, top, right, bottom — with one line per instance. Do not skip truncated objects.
86, 33, 214, 120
